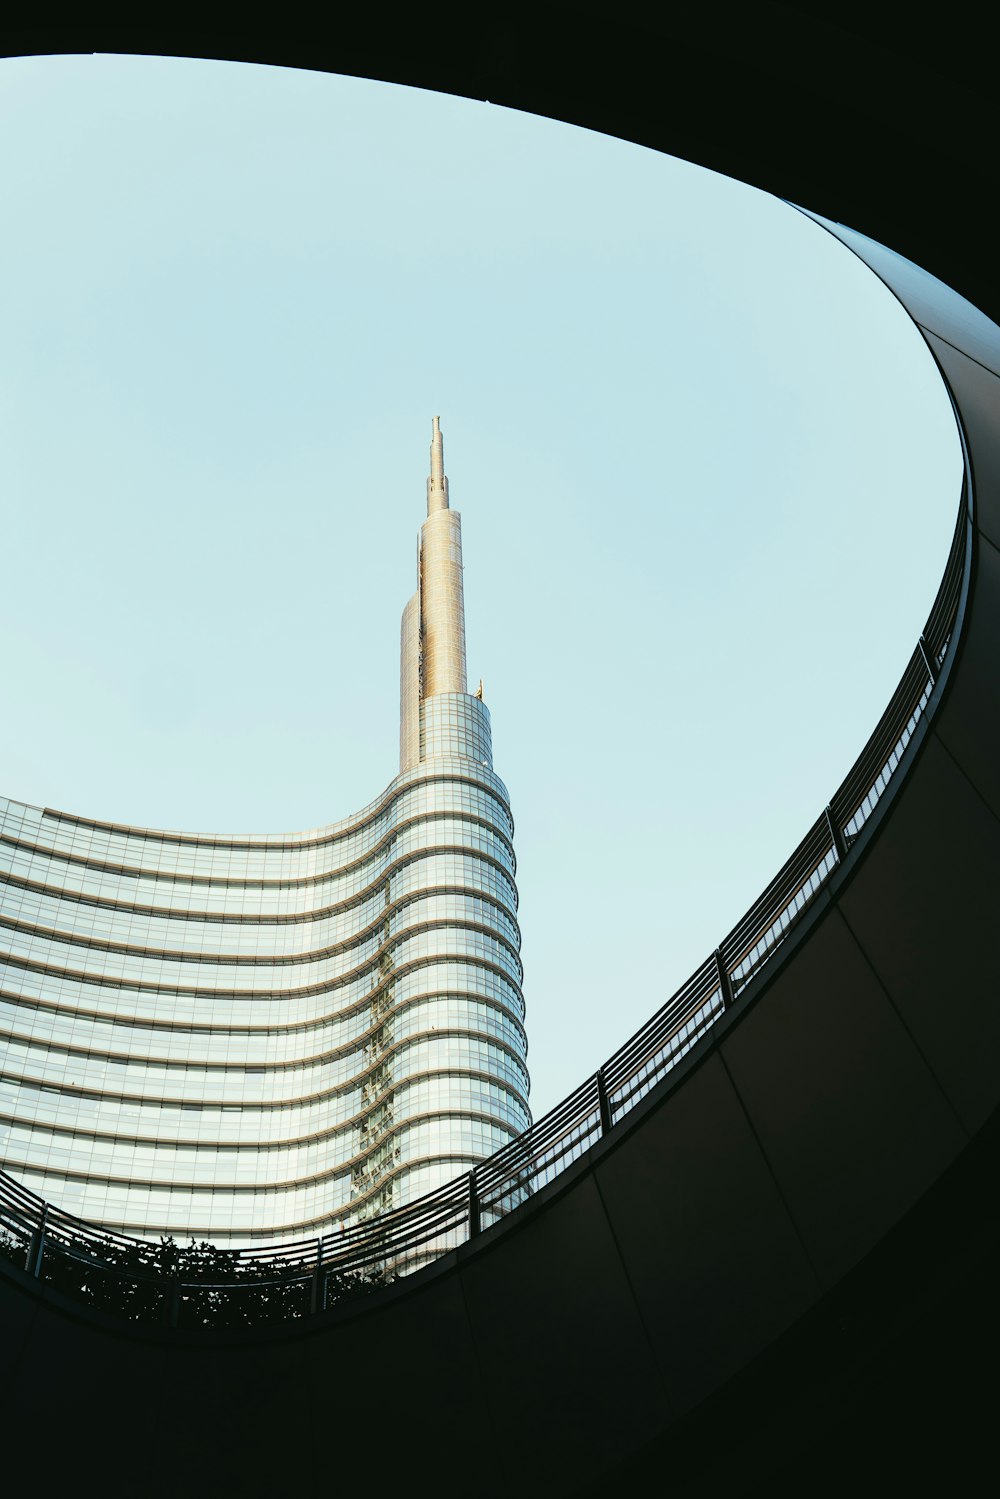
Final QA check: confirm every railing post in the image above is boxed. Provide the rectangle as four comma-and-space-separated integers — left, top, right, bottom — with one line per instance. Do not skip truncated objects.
825, 804, 847, 863
25, 1202, 48, 1278
597, 1068, 613, 1137
164, 1278, 181, 1330
468, 1170, 481, 1238
715, 948, 734, 1010
310, 1238, 325, 1315
918, 633, 938, 687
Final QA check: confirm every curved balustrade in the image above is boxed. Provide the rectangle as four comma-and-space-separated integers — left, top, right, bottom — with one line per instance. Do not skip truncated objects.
0, 491, 969, 1324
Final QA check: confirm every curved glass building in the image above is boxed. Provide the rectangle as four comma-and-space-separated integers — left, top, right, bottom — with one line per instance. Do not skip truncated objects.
0, 420, 530, 1245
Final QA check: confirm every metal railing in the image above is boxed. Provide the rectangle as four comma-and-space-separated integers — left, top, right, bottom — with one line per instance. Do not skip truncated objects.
0, 490, 970, 1329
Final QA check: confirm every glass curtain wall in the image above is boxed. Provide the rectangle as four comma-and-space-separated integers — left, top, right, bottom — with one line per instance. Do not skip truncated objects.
0, 421, 530, 1247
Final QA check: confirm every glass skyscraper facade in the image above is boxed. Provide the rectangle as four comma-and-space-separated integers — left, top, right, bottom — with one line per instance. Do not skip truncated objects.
0, 421, 530, 1246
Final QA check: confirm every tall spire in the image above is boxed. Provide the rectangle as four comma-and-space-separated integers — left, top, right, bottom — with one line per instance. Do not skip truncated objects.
401, 416, 477, 769
427, 414, 449, 513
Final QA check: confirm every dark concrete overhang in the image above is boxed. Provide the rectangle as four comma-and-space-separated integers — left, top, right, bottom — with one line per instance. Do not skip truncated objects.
1, 12, 998, 1493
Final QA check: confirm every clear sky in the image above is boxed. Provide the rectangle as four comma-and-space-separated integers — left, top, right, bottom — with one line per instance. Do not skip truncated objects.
0, 54, 962, 1117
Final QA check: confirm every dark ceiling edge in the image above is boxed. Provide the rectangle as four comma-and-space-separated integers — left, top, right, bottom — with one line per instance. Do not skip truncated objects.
2, 21, 999, 1494
2, 8, 999, 317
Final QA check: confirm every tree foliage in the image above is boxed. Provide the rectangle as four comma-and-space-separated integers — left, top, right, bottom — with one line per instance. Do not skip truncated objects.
0, 1222, 390, 1329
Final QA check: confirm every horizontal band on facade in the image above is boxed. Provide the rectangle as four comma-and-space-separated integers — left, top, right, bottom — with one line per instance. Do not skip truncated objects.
0, 990, 528, 1063
0, 1111, 531, 1193
0, 880, 520, 971
0, 975, 526, 1043
0, 953, 524, 1025
0, 841, 518, 927
0, 1057, 530, 1154
2, 761, 513, 858
1, 814, 514, 899
0, 945, 525, 1022
0, 1068, 530, 1164
0, 1011, 529, 1092
2, 1036, 529, 1111
1, 797, 516, 895
0, 899, 527, 995
11, 1136, 525, 1244
0, 978, 528, 1055
2, 1101, 530, 1197
0, 872, 518, 964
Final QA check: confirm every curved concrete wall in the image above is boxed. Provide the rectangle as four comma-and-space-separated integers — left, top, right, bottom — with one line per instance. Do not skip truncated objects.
2, 16, 999, 1496
1, 208, 993, 1499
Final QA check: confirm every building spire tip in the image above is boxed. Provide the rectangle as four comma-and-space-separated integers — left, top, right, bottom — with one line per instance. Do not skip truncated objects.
427, 415, 448, 513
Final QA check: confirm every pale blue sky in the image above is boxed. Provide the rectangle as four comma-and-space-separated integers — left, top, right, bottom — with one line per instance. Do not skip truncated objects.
0, 54, 961, 1115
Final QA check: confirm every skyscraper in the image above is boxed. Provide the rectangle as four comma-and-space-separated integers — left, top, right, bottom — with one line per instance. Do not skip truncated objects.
0, 420, 530, 1246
